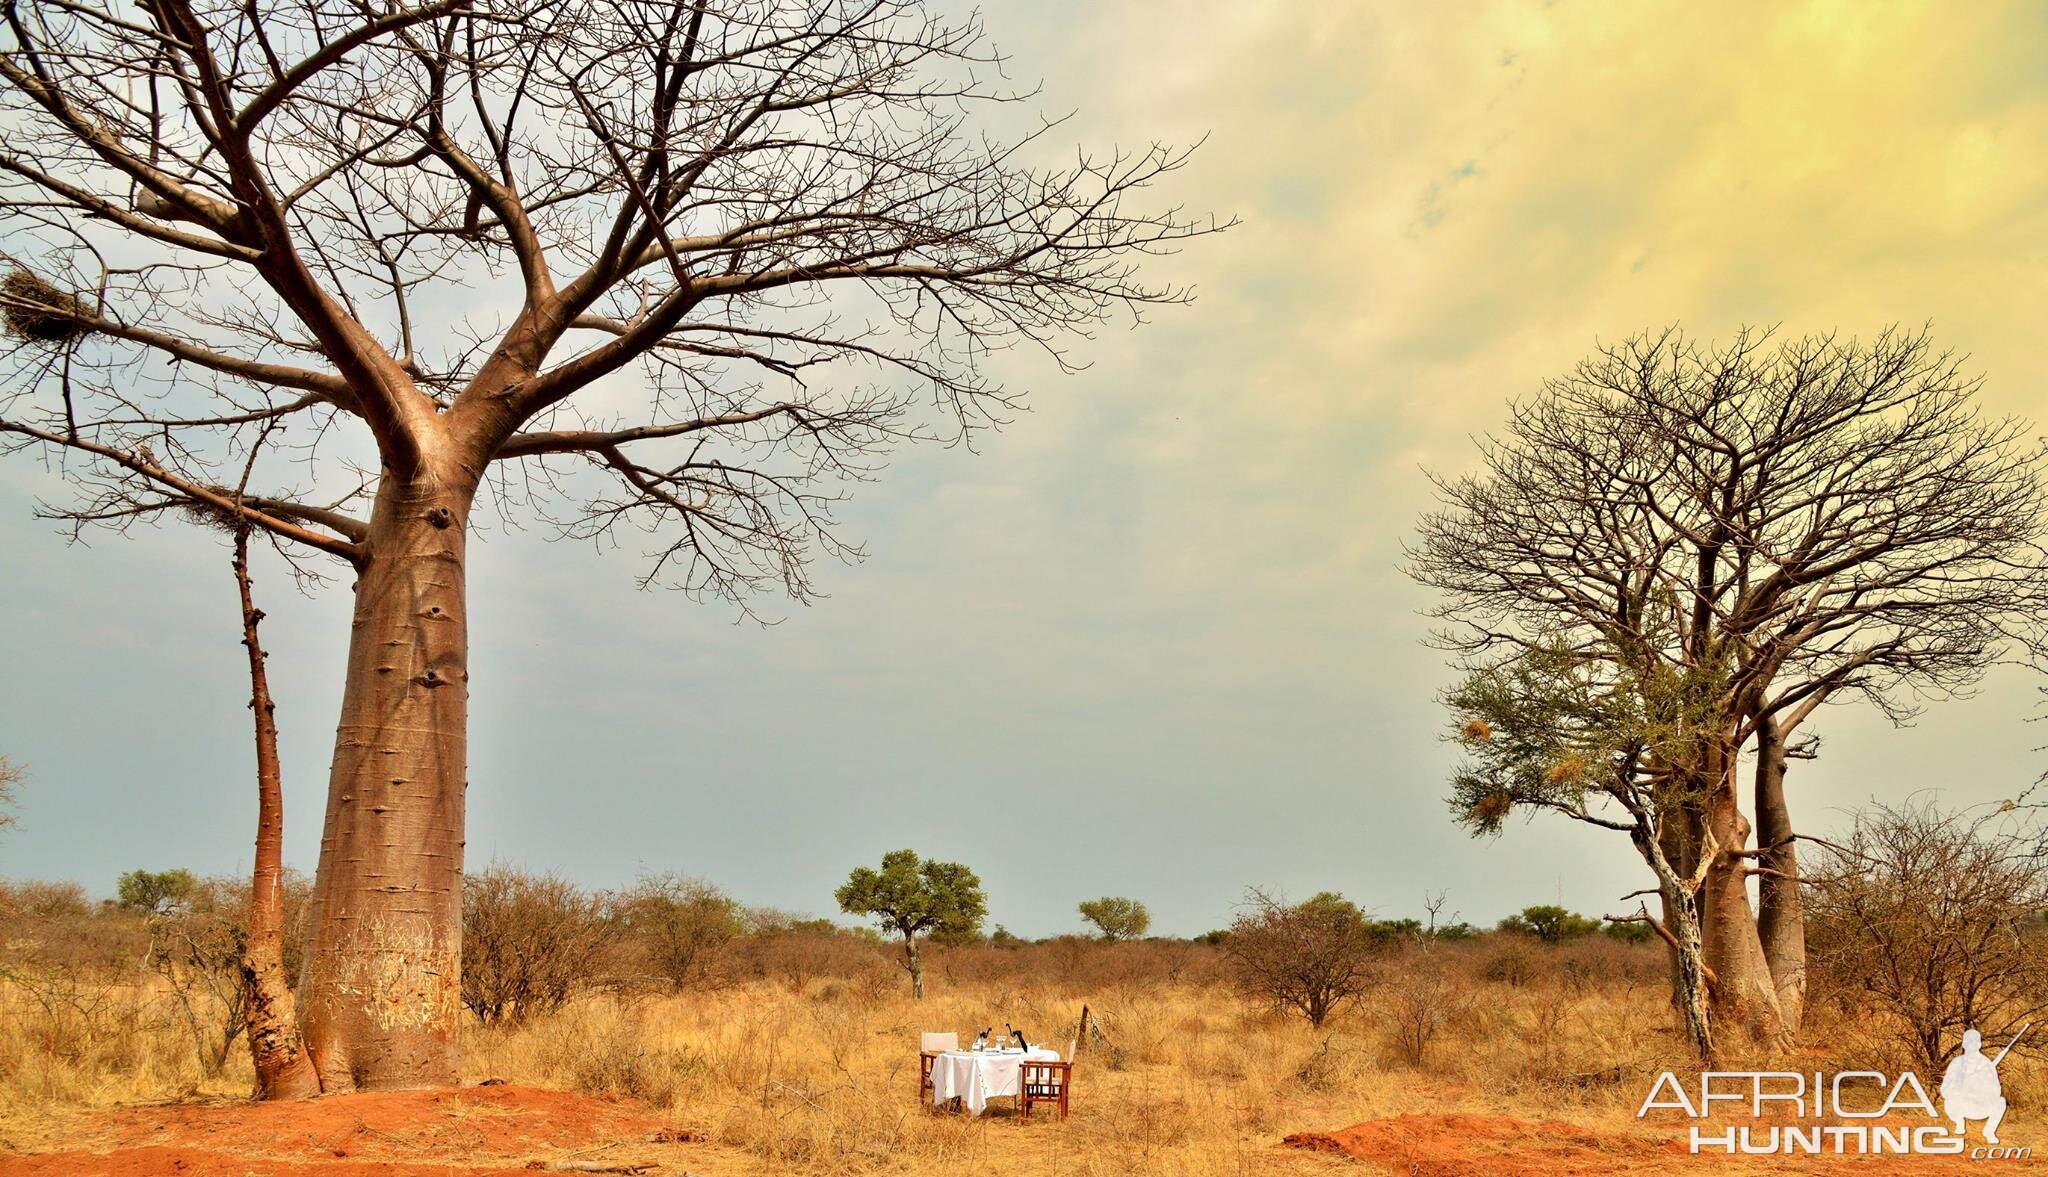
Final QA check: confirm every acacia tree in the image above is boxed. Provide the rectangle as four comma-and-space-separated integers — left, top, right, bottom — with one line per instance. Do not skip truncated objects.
1077, 895, 1149, 941
834, 848, 984, 997
1410, 327, 2048, 1048
0, 0, 1219, 1091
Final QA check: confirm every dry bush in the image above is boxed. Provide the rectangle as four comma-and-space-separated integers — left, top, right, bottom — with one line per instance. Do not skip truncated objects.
1480, 941, 1536, 987
730, 909, 887, 993
461, 864, 618, 1024
1224, 891, 1381, 1027
1806, 800, 2048, 1074
141, 877, 254, 1076
618, 872, 744, 992
1, 879, 148, 975
931, 936, 1224, 992
1380, 954, 1476, 1067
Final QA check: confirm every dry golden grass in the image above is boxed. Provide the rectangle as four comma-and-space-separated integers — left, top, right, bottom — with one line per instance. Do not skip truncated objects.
5, 939, 2044, 1175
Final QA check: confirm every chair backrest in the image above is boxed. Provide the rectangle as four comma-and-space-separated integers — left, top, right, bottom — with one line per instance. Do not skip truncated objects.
1022, 1060, 1069, 1089
921, 1031, 958, 1053
1067, 1038, 1078, 1063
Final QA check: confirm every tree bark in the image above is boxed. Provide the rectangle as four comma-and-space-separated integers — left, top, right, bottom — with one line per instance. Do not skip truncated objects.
904, 933, 925, 999
1754, 712, 1805, 1033
232, 530, 321, 1100
1654, 789, 1703, 1010
1697, 744, 1792, 1050
298, 463, 475, 1091
1648, 856, 1715, 1064
1629, 791, 1716, 1063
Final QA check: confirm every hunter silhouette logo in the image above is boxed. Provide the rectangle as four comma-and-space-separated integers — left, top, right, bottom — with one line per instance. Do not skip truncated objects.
1636, 1025, 2030, 1160
1943, 1024, 2025, 1144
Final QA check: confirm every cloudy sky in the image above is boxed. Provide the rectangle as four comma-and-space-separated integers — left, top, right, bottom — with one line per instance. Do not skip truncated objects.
3, 0, 2045, 936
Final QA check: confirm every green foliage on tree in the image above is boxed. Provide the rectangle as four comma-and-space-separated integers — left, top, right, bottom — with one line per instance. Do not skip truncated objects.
1496, 904, 1601, 944
1077, 895, 1152, 941
1366, 917, 1423, 945
1446, 641, 1729, 838
835, 850, 986, 940
115, 868, 199, 916
620, 872, 745, 992
1603, 918, 1656, 943
835, 849, 985, 997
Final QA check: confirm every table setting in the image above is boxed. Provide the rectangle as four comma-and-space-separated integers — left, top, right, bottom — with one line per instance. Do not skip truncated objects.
928, 1029, 1064, 1116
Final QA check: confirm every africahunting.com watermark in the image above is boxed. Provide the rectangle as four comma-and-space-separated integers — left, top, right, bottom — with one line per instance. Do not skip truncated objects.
1637, 1025, 2031, 1160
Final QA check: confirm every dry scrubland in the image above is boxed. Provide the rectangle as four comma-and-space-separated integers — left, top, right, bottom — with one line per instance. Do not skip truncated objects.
8, 925, 2042, 1175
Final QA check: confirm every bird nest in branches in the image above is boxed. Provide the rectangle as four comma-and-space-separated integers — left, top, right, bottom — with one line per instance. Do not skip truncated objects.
2, 267, 92, 343
181, 493, 252, 535
1469, 789, 1514, 824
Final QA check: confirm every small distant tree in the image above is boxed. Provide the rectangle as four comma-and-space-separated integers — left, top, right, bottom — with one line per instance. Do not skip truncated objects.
1806, 801, 2048, 1074
1497, 905, 1601, 944
116, 869, 199, 917
1367, 917, 1424, 946
620, 873, 744, 993
1603, 919, 1656, 944
460, 865, 616, 1024
835, 849, 985, 998
1225, 890, 1380, 1027
1078, 896, 1152, 941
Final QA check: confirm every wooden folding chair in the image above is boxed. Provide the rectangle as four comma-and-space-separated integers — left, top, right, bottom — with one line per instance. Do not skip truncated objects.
919, 1032, 958, 1098
1019, 1058, 1072, 1119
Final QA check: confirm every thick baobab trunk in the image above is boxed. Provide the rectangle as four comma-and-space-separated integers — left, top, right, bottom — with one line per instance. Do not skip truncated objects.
903, 934, 926, 998
1697, 747, 1792, 1051
298, 465, 475, 1091
1754, 713, 1804, 1034
232, 531, 321, 1100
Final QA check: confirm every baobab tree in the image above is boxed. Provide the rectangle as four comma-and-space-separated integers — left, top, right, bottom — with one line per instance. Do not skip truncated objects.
1411, 327, 2048, 1049
0, 0, 1222, 1092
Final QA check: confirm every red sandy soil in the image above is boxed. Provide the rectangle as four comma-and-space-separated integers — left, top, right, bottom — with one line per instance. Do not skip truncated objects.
1284, 1113, 2045, 1175
0, 1084, 712, 1177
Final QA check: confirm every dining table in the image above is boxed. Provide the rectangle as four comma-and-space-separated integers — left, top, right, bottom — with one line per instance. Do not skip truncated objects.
928, 1045, 1063, 1116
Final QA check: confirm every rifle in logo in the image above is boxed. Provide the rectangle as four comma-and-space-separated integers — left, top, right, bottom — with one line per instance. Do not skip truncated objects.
1942, 1023, 2026, 1144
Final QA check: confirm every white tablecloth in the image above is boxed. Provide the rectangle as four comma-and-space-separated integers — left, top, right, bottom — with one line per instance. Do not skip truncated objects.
930, 1047, 1062, 1116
